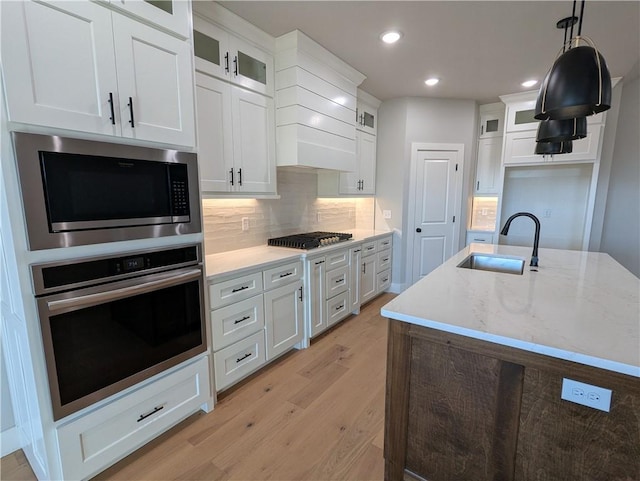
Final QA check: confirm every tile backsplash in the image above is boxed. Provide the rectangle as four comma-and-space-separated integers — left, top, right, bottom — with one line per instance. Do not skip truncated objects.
203, 169, 374, 254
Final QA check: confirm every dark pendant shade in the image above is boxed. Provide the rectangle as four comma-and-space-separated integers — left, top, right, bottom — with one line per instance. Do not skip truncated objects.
535, 140, 573, 155
536, 116, 587, 143
534, 44, 612, 120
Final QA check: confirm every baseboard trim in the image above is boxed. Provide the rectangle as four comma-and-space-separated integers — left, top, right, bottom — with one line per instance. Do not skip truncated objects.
1, 426, 22, 457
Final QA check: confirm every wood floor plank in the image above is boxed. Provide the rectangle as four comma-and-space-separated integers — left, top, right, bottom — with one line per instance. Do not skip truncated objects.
2, 293, 395, 481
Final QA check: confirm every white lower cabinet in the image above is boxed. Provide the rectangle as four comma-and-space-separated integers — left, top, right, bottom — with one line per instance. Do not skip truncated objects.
305, 247, 352, 339
213, 330, 266, 390
349, 245, 362, 313
361, 235, 393, 305
466, 231, 494, 245
264, 279, 304, 359
209, 260, 303, 391
57, 356, 210, 481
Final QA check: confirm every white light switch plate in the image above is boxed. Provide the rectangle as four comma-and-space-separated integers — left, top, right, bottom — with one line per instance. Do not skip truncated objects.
561, 378, 612, 412
383, 210, 392, 219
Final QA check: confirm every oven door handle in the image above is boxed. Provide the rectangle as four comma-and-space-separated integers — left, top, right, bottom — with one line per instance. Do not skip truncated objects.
47, 268, 202, 313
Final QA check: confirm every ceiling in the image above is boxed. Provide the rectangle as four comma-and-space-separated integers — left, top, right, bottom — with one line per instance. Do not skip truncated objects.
217, 1, 640, 103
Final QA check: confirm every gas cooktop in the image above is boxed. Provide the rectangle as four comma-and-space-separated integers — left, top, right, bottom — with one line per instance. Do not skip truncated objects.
267, 231, 353, 249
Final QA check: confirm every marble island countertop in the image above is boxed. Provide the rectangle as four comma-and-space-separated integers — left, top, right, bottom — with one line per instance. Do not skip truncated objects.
381, 243, 640, 377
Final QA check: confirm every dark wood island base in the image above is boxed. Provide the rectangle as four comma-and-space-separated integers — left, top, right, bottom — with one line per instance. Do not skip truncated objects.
384, 319, 640, 481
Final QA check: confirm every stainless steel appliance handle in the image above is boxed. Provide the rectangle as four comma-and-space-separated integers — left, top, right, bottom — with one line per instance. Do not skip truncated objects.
47, 268, 202, 312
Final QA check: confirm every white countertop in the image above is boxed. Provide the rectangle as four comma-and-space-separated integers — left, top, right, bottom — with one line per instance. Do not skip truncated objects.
205, 229, 392, 280
381, 243, 640, 377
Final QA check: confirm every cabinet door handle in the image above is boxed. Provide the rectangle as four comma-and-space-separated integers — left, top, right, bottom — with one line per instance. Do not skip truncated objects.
137, 405, 163, 422
279, 272, 293, 278
231, 285, 249, 293
362, 263, 366, 274
298, 286, 303, 301
233, 55, 238, 76
108, 92, 115, 125
224, 52, 230, 73
477, 181, 480, 190
234, 315, 250, 325
229, 168, 234, 186
481, 125, 484, 135
236, 353, 252, 363
238, 168, 242, 186
127, 97, 135, 127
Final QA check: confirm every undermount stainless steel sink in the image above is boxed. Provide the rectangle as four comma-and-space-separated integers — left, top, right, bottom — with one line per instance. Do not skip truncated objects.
457, 253, 525, 275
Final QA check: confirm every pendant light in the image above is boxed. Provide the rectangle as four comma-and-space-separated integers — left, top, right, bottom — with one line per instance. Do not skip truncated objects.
534, 0, 612, 121
535, 140, 573, 155
536, 16, 588, 144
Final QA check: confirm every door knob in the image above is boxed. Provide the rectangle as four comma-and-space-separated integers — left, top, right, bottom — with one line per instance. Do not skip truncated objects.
416, 228, 422, 233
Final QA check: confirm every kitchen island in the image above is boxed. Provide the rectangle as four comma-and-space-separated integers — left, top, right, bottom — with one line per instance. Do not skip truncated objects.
381, 244, 639, 481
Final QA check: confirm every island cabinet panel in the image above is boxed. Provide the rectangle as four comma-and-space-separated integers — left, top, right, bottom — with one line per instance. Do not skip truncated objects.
405, 340, 522, 481
384, 320, 640, 481
515, 368, 640, 481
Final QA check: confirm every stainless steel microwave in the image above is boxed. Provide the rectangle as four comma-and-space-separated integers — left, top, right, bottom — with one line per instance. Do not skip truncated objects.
12, 132, 201, 250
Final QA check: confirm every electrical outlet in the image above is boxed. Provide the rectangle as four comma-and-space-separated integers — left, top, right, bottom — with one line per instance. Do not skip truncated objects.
543, 209, 552, 218
241, 217, 249, 231
383, 210, 392, 219
561, 378, 612, 412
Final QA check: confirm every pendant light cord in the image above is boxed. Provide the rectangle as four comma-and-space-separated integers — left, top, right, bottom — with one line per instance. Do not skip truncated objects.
569, 0, 577, 45
578, 0, 586, 36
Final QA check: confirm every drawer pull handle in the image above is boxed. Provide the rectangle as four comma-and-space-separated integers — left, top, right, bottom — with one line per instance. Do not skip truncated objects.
234, 315, 250, 324
382, 257, 389, 262
354, 249, 361, 253
382, 277, 389, 282
279, 272, 293, 278
232, 285, 249, 293
137, 405, 164, 422
367, 246, 374, 250
335, 304, 344, 311
315, 260, 325, 265
237, 352, 252, 363
335, 278, 344, 283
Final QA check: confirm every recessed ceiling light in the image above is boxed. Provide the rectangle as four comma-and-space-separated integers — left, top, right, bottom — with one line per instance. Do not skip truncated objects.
522, 79, 538, 88
425, 78, 439, 86
381, 31, 402, 44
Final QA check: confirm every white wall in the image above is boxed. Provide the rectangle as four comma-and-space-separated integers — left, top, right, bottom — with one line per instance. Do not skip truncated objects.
376, 97, 477, 290
599, 65, 640, 277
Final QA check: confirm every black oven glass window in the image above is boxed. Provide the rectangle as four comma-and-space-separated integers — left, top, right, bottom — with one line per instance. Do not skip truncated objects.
49, 280, 203, 406
40, 151, 172, 223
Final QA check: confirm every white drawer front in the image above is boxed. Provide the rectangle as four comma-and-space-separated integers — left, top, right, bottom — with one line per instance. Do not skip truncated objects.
325, 249, 349, 270
325, 264, 349, 298
326, 290, 350, 327
377, 236, 392, 252
210, 272, 263, 309
57, 356, 210, 481
362, 240, 377, 257
376, 269, 391, 293
214, 330, 266, 391
466, 232, 494, 245
211, 295, 265, 351
377, 250, 392, 272
263, 260, 303, 291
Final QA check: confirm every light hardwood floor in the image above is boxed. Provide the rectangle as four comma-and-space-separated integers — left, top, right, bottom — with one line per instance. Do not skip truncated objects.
1, 293, 394, 481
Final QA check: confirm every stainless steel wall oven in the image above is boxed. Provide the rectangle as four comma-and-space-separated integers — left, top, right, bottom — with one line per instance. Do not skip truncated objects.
32, 244, 207, 420
12, 132, 201, 250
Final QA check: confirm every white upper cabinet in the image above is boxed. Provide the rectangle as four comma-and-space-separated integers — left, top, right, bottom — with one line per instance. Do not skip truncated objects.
102, 0, 192, 38
356, 89, 381, 136
196, 72, 276, 194
478, 102, 505, 138
475, 137, 502, 194
193, 14, 274, 97
1, 0, 195, 147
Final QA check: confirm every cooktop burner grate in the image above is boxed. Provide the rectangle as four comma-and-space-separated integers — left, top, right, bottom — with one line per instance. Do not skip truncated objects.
267, 231, 353, 249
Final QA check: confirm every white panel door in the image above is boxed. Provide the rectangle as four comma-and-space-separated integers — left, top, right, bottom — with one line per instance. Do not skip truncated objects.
112, 14, 195, 146
1, 1, 119, 135
196, 73, 234, 192
412, 150, 460, 283
231, 85, 276, 193
264, 280, 304, 360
